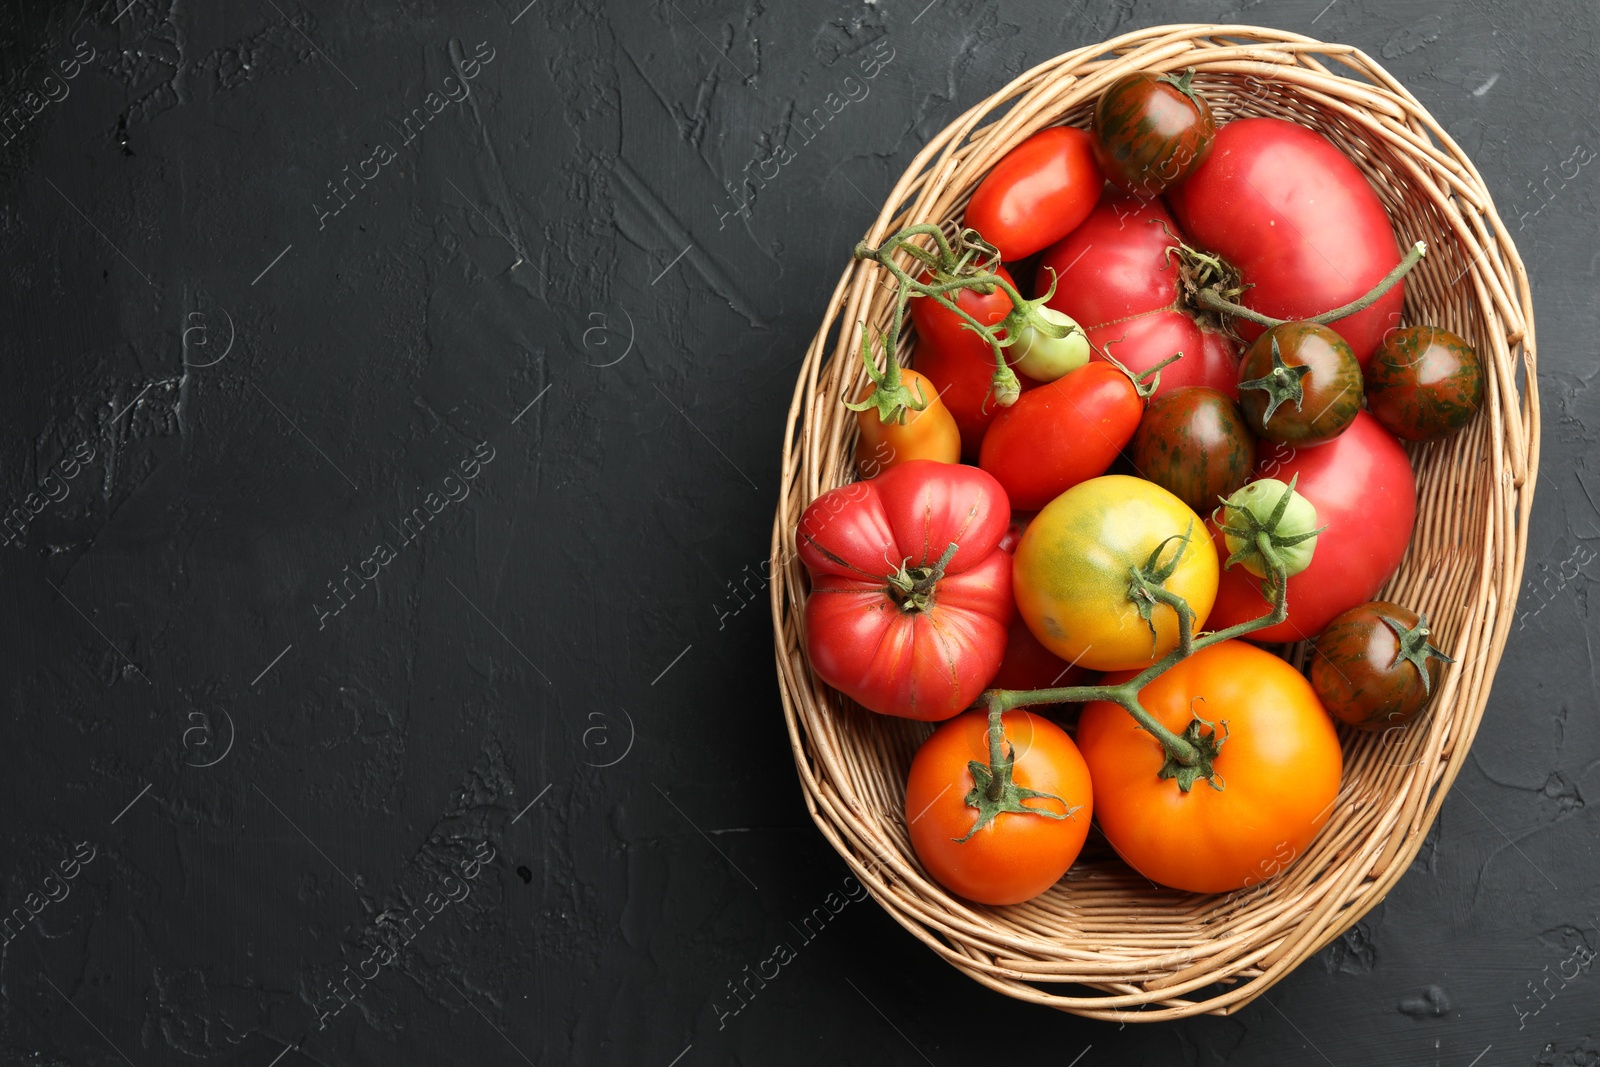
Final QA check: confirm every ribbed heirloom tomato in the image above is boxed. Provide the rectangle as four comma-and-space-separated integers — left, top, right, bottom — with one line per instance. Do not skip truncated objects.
1078, 641, 1343, 894
1013, 475, 1219, 672
797, 460, 1012, 721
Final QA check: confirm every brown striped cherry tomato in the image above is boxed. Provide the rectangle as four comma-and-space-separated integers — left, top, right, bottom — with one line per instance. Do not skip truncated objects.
1130, 386, 1257, 517
1365, 326, 1484, 442
1310, 601, 1452, 731
1090, 69, 1216, 197
1237, 322, 1362, 447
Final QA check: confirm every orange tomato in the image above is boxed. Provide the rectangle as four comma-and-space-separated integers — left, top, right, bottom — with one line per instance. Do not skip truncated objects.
905, 709, 1093, 905
854, 368, 960, 477
1077, 641, 1342, 894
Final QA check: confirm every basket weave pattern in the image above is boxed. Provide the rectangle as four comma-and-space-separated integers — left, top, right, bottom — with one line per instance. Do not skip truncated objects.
769, 25, 1538, 1019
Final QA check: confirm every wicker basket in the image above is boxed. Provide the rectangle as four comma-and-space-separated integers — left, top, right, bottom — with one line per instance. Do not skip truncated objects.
769, 25, 1539, 1020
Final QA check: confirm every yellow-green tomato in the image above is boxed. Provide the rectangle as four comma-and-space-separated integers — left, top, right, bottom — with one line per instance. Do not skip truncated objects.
1013, 475, 1219, 671
1010, 307, 1090, 382
1220, 478, 1320, 578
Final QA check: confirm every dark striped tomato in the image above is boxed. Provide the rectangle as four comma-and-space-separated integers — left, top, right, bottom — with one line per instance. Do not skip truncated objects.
1130, 386, 1256, 517
1091, 70, 1215, 197
1311, 601, 1449, 730
1237, 322, 1362, 448
1364, 326, 1484, 442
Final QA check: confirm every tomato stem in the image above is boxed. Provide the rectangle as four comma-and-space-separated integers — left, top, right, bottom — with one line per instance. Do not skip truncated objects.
855, 224, 1053, 410
842, 326, 930, 425
981, 544, 1296, 791
952, 707, 1079, 842
1191, 240, 1428, 328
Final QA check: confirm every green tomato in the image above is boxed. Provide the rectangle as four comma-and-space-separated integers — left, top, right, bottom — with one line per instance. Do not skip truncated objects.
1010, 306, 1090, 382
1220, 477, 1320, 578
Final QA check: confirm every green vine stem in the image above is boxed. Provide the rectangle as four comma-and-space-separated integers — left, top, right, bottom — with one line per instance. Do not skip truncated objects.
853, 225, 1072, 409
980, 527, 1294, 792
1188, 240, 1428, 329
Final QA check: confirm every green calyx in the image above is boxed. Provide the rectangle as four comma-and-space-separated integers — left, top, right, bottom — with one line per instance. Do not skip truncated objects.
1238, 334, 1310, 426
955, 707, 1080, 842
884, 541, 959, 613
1127, 521, 1196, 653
1157, 67, 1204, 109
842, 326, 928, 425
1381, 612, 1454, 696
1157, 714, 1228, 793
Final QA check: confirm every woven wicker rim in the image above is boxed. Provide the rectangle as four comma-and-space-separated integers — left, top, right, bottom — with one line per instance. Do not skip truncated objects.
769, 24, 1538, 1020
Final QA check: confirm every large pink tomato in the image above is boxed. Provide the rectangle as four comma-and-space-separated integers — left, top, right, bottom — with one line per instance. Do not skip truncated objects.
1167, 117, 1406, 368
1207, 411, 1416, 644
1036, 189, 1240, 400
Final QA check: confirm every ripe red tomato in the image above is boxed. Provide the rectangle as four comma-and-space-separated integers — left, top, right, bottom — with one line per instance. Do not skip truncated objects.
978, 360, 1143, 510
797, 461, 1012, 720
990, 613, 1094, 694
964, 126, 1103, 261
910, 264, 1036, 457
905, 709, 1093, 904
1167, 118, 1405, 368
1079, 641, 1342, 894
1206, 411, 1416, 643
1037, 189, 1239, 400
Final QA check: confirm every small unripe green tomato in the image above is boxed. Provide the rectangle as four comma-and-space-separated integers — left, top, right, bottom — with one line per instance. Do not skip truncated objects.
1010, 307, 1090, 382
1221, 478, 1320, 578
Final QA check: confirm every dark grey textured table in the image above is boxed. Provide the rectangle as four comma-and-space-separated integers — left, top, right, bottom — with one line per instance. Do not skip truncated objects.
0, 1, 1593, 1064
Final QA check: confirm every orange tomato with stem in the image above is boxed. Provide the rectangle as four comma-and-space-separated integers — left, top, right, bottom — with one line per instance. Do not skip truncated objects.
1077, 640, 1342, 894
905, 709, 1092, 905
849, 341, 960, 477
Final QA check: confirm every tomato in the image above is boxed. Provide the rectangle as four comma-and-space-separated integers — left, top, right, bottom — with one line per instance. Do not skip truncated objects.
797, 461, 1012, 720
991, 613, 1095, 694
1091, 70, 1215, 197
1206, 411, 1416, 643
1365, 326, 1485, 442
1130, 386, 1255, 516
979, 360, 1144, 510
910, 264, 1035, 457
1009, 305, 1090, 382
1078, 640, 1342, 894
1037, 189, 1240, 400
905, 709, 1092, 904
852, 367, 961, 477
1167, 117, 1405, 368
964, 126, 1103, 261
1236, 322, 1362, 447
1218, 478, 1320, 579
1311, 601, 1452, 730
1013, 475, 1219, 671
